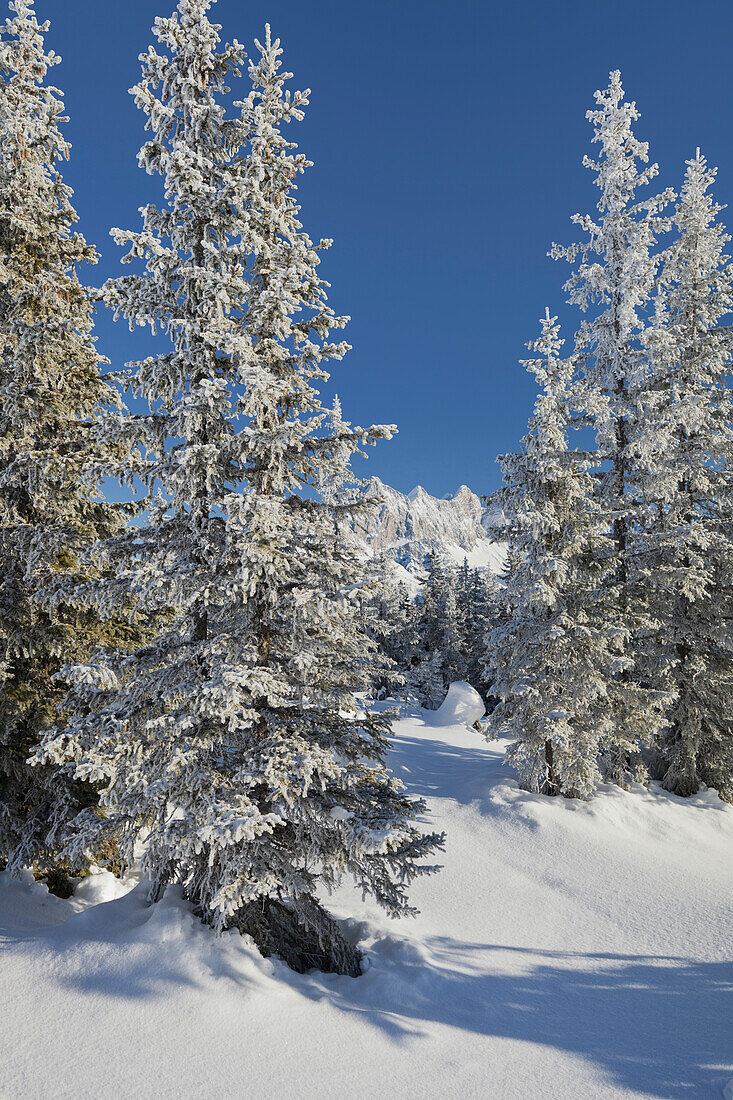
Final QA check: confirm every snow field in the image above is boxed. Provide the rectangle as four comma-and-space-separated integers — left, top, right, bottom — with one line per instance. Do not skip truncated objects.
1, 706, 732, 1099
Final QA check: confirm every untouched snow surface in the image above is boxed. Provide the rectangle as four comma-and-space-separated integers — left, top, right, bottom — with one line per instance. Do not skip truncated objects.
2, 704, 732, 1099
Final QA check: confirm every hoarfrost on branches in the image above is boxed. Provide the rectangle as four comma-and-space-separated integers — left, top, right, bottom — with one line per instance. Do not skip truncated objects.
35, 1, 443, 973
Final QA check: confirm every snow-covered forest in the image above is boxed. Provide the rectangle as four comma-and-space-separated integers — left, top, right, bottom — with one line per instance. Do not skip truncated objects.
1, 1, 731, 1097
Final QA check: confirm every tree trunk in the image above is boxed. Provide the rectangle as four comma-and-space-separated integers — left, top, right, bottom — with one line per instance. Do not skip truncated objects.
227, 895, 363, 977
544, 738, 559, 796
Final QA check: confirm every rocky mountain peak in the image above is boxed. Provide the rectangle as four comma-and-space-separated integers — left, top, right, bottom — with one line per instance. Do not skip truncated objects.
356, 477, 504, 577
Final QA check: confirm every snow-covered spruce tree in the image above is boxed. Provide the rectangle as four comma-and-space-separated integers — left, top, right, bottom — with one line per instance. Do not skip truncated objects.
408, 651, 446, 710
642, 151, 733, 799
320, 397, 404, 699
551, 71, 672, 785
357, 556, 411, 698
413, 550, 465, 700
440, 575, 465, 683
418, 549, 447, 655
410, 553, 495, 705
387, 581, 421, 685
0, 1, 133, 877
358, 564, 424, 702
482, 542, 517, 715
37, 5, 442, 974
484, 310, 621, 798
456, 558, 496, 699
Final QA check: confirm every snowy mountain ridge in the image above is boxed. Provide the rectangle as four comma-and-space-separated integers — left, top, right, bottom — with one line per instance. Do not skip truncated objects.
354, 476, 506, 579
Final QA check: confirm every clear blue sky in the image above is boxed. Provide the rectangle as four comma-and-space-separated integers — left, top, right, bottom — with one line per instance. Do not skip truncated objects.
45, 0, 733, 497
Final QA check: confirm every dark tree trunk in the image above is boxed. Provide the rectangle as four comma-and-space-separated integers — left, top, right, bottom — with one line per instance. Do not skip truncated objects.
544, 738, 559, 796
227, 895, 363, 977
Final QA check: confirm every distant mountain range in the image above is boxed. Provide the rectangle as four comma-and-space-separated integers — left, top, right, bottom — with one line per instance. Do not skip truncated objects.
354, 477, 506, 587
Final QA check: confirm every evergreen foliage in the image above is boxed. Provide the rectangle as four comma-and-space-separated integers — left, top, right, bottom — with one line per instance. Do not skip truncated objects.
643, 152, 733, 799
550, 70, 672, 785
380, 551, 497, 708
0, 1, 131, 874
37, 2, 443, 974
455, 557, 497, 696
1, 0, 729, 963
483, 73, 733, 802
485, 311, 618, 798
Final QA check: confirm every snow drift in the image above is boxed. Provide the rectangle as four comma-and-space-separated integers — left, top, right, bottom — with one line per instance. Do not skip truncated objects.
427, 680, 485, 727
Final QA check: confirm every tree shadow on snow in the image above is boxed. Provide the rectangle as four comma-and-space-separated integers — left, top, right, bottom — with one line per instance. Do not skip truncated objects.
299, 938, 733, 1098
0, 883, 271, 1001
3, 721, 729, 1097
387, 729, 502, 812
388, 725, 732, 824
6, 883, 729, 1097
2, 872, 730, 1097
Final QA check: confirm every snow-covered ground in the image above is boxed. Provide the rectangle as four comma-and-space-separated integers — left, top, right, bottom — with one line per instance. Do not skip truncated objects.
2, 702, 732, 1099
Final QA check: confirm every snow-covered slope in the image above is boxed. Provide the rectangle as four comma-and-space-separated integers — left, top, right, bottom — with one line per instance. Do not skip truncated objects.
355, 477, 506, 578
2, 707, 731, 1099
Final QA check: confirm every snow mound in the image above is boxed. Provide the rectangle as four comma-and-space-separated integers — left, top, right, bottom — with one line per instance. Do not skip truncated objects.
72, 867, 136, 906
428, 680, 485, 727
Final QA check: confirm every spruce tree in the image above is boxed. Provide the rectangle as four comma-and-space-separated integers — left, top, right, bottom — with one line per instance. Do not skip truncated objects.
409, 651, 447, 710
319, 399, 404, 699
456, 559, 495, 699
0, 1, 131, 875
365, 577, 421, 700
485, 310, 620, 799
419, 550, 448, 657
456, 557, 471, 642
482, 545, 517, 715
358, 555, 412, 698
392, 581, 421, 680
38, 3, 442, 973
441, 575, 465, 684
551, 70, 672, 785
643, 152, 733, 799
414, 549, 466, 696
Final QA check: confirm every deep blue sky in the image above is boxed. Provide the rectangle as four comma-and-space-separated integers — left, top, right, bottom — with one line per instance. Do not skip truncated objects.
43, 0, 733, 496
